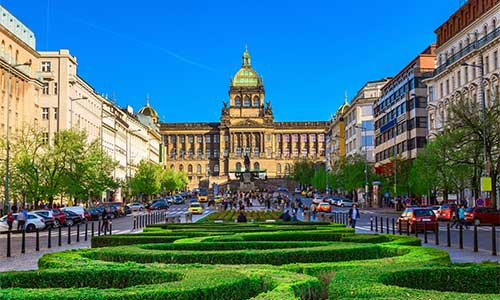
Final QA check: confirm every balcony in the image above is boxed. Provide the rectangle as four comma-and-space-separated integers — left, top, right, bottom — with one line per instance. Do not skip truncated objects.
434, 26, 500, 77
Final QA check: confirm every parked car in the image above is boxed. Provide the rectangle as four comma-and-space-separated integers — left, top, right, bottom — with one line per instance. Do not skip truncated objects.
428, 205, 441, 217
172, 195, 184, 205
397, 208, 438, 233
32, 210, 56, 228
437, 204, 457, 221
50, 209, 67, 227
277, 187, 288, 192
312, 196, 324, 205
464, 207, 500, 225
150, 200, 169, 210
0, 213, 46, 232
62, 206, 86, 221
99, 202, 124, 218
63, 210, 83, 226
337, 199, 355, 207
317, 202, 332, 213
86, 208, 102, 220
83, 210, 92, 221
188, 202, 203, 214
328, 196, 344, 206
127, 202, 145, 212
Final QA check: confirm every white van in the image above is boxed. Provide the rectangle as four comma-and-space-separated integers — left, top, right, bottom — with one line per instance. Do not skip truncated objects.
62, 206, 85, 220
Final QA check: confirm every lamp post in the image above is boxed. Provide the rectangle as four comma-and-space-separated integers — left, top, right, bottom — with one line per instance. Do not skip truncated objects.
69, 96, 88, 129
355, 125, 369, 206
461, 62, 489, 180
4, 61, 32, 213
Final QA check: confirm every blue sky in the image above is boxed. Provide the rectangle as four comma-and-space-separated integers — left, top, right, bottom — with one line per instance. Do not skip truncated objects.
4, 0, 459, 122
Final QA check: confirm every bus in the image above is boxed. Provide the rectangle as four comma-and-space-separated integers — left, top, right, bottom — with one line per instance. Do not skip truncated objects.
197, 188, 208, 202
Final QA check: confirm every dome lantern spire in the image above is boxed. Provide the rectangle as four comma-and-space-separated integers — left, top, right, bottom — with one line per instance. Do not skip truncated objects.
242, 45, 251, 67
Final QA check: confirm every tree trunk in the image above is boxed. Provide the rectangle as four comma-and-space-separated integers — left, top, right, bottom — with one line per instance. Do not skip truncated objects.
491, 171, 498, 209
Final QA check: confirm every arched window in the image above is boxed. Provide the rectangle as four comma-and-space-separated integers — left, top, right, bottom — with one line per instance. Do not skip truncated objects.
7, 45, 12, 63
276, 163, 282, 174
179, 164, 184, 172
188, 164, 193, 173
170, 164, 175, 169
236, 162, 242, 172
484, 24, 488, 36
197, 164, 202, 174
254, 162, 260, 171
244, 96, 251, 107
253, 96, 260, 107
0, 41, 4, 56
214, 164, 219, 173
284, 163, 290, 174
14, 50, 18, 64
493, 19, 497, 30
235, 96, 241, 107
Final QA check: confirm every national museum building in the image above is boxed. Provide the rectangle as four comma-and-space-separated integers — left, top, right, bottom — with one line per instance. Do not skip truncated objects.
159, 49, 328, 187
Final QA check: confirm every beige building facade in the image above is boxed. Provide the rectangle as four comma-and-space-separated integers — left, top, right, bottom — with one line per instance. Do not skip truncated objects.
160, 49, 327, 188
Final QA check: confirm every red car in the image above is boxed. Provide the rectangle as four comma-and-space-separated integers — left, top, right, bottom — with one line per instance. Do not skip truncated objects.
50, 209, 67, 227
436, 204, 457, 221
464, 207, 500, 226
397, 208, 438, 233
83, 210, 92, 221
317, 202, 332, 213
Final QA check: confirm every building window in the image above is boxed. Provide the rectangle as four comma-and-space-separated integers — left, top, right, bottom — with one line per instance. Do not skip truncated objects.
292, 134, 298, 143
361, 120, 374, 131
188, 135, 194, 143
362, 135, 374, 147
494, 51, 499, 69
253, 162, 259, 171
253, 147, 259, 156
41, 61, 51, 72
361, 106, 373, 116
54, 108, 58, 120
276, 134, 281, 142
197, 164, 202, 174
188, 164, 193, 174
197, 149, 202, 158
293, 148, 299, 157
170, 135, 176, 143
179, 135, 185, 143
214, 164, 219, 173
236, 162, 242, 172
214, 135, 219, 143
206, 149, 211, 158
485, 56, 490, 73
179, 164, 184, 172
253, 96, 259, 107
197, 135, 202, 143
214, 149, 219, 158
42, 132, 49, 144
446, 80, 450, 95
318, 134, 325, 142
243, 96, 250, 107
205, 135, 211, 143
300, 134, 307, 142
464, 66, 468, 83
310, 134, 316, 142
234, 96, 241, 107
42, 107, 49, 120
236, 147, 241, 157
276, 163, 281, 174
42, 82, 49, 95
53, 82, 58, 95
457, 71, 461, 87
284, 163, 290, 175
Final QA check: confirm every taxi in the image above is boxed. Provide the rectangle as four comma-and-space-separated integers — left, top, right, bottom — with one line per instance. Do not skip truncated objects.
188, 202, 203, 214
214, 195, 224, 204
317, 202, 332, 213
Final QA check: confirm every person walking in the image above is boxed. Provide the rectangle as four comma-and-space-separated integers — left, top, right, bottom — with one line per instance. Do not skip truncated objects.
348, 204, 360, 229
6, 209, 14, 231
310, 203, 317, 221
458, 205, 468, 230
17, 207, 27, 231
452, 205, 460, 228
237, 211, 247, 223
101, 208, 109, 233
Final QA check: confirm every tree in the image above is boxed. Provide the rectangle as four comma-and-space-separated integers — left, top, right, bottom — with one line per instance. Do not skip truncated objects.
447, 95, 500, 208
161, 168, 188, 194
130, 160, 162, 200
291, 160, 315, 186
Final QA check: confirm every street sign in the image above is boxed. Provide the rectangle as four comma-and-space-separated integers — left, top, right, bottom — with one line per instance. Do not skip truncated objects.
476, 198, 484, 207
481, 177, 492, 192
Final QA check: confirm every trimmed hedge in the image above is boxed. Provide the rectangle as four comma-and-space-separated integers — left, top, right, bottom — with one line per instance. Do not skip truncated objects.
91, 235, 188, 247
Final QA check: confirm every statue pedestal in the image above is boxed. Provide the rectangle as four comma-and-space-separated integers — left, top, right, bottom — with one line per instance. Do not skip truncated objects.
239, 171, 255, 192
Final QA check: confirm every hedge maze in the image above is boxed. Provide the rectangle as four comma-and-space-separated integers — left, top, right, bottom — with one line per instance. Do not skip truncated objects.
0, 222, 499, 299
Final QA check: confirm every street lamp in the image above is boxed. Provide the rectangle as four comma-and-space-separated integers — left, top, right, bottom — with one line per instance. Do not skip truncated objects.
5, 61, 32, 213
69, 96, 88, 129
355, 125, 369, 206
461, 62, 489, 182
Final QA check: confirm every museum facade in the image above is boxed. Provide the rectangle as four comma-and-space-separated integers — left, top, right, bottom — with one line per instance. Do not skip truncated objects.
160, 49, 328, 187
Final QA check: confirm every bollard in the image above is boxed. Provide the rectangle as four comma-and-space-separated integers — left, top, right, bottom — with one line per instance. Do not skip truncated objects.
423, 222, 428, 243
492, 224, 497, 256
435, 223, 439, 245
392, 218, 395, 235
370, 217, 373, 231
76, 224, 80, 243
447, 223, 451, 247
133, 216, 137, 229
58, 226, 62, 247
68, 225, 71, 245
91, 221, 94, 238
415, 222, 418, 238
85, 222, 88, 241
406, 220, 410, 236
7, 230, 11, 257
21, 230, 25, 254
473, 225, 478, 252
375, 216, 378, 232
48, 227, 52, 249
459, 224, 463, 249
98, 220, 101, 236
386, 217, 390, 234
398, 219, 402, 235
36, 228, 40, 251
109, 221, 112, 235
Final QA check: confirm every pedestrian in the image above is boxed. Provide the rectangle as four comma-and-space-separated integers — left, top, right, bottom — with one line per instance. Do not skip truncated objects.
6, 209, 14, 231
17, 207, 27, 231
452, 205, 460, 228
237, 211, 247, 223
310, 203, 317, 221
291, 212, 298, 222
280, 210, 291, 222
101, 208, 109, 232
458, 205, 468, 230
348, 204, 360, 229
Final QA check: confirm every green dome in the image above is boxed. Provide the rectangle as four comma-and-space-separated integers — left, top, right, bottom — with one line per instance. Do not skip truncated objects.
232, 47, 262, 87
